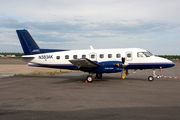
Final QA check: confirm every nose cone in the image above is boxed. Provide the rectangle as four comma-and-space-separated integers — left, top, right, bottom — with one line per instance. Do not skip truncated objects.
167, 61, 175, 68
157, 56, 175, 68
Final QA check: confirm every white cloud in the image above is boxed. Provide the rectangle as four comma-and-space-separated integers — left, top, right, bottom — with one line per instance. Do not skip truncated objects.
0, 0, 180, 54
36, 41, 85, 45
0, 0, 180, 22
128, 36, 153, 41
1, 42, 20, 46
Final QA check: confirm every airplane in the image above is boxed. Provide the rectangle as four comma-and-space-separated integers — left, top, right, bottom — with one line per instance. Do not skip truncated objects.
16, 29, 175, 82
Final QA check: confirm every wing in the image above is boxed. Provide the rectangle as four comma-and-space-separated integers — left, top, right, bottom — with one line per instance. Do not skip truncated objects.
69, 58, 100, 68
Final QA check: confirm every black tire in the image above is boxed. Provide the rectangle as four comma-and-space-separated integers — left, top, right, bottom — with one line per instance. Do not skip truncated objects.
96, 73, 102, 79
86, 75, 93, 83
148, 76, 154, 81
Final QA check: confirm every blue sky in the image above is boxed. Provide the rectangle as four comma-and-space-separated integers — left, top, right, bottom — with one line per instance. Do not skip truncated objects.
0, 0, 180, 55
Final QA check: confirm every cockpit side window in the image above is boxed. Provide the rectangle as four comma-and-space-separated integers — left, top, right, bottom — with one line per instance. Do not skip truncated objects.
137, 52, 146, 57
146, 51, 153, 56
137, 51, 153, 57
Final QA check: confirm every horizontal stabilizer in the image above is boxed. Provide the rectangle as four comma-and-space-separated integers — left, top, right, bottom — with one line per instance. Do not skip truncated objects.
22, 56, 35, 62
69, 58, 100, 68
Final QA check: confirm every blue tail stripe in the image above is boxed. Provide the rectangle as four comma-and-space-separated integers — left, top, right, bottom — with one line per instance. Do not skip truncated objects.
17, 30, 68, 55
16, 30, 39, 55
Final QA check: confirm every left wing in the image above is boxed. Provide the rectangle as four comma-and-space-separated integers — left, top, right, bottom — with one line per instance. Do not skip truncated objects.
69, 58, 100, 68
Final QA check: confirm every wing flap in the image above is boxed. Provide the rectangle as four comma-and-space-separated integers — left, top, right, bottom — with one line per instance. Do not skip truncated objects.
69, 58, 100, 68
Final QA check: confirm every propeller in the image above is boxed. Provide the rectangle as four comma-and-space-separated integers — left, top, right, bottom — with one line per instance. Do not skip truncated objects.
121, 57, 129, 79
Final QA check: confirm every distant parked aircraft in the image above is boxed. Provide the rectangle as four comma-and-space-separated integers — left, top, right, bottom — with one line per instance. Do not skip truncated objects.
0, 55, 5, 58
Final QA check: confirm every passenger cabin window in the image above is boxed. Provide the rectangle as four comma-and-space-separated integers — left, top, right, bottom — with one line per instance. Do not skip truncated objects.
108, 54, 112, 58
56, 56, 60, 59
116, 53, 121, 58
91, 54, 95, 59
100, 54, 104, 58
73, 55, 77, 59
65, 55, 69, 59
127, 53, 131, 58
82, 55, 86, 58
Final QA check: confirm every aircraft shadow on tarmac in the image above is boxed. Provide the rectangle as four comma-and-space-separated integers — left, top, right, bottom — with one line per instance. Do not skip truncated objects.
7, 73, 151, 84
50, 75, 148, 84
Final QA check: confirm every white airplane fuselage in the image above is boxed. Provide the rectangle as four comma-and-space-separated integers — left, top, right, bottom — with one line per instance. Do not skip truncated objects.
24, 48, 174, 71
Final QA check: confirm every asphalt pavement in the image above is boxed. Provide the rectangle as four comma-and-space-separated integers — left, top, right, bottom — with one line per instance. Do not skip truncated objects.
0, 64, 180, 120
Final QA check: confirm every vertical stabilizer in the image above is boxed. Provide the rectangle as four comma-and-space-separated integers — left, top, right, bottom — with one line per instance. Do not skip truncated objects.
16, 30, 40, 55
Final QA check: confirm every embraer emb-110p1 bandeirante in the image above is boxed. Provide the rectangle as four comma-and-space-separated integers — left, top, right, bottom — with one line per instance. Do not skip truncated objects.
16, 30, 175, 82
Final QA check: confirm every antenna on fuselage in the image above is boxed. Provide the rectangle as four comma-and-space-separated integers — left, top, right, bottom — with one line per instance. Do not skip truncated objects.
90, 46, 94, 50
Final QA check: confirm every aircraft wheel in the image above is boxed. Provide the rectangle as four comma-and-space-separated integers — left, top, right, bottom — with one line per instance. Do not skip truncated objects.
96, 73, 102, 79
148, 76, 154, 81
86, 75, 93, 83
157, 75, 161, 79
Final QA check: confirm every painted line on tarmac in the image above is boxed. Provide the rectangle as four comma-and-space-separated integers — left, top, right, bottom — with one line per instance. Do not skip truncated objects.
161, 76, 180, 79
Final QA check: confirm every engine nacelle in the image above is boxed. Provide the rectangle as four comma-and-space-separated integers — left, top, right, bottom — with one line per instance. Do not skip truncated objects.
84, 61, 122, 73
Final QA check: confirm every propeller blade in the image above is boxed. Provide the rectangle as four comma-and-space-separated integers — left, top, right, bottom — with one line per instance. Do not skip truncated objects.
122, 57, 125, 64
121, 57, 126, 79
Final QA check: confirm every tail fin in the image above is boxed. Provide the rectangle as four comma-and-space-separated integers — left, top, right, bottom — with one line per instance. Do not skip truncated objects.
16, 30, 40, 55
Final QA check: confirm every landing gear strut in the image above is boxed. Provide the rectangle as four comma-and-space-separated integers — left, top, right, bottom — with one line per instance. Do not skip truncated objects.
96, 73, 102, 79
148, 68, 162, 81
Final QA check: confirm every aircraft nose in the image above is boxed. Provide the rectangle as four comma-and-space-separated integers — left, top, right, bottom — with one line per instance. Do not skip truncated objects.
156, 56, 175, 68
169, 61, 175, 67
164, 59, 175, 68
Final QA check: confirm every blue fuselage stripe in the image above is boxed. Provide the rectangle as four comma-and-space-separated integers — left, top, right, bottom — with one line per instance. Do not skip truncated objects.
126, 63, 175, 69
29, 62, 175, 72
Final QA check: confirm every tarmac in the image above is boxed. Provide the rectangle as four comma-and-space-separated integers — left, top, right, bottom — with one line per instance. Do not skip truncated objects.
0, 59, 180, 120
0, 59, 68, 75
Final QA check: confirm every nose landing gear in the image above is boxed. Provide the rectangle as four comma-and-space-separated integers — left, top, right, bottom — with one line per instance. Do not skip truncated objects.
148, 67, 162, 81
148, 76, 154, 81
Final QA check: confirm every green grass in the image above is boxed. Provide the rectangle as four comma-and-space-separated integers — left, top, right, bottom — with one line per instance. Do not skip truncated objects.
31, 70, 69, 76
15, 70, 70, 76
157, 55, 180, 60
0, 52, 24, 56
15, 74, 24, 76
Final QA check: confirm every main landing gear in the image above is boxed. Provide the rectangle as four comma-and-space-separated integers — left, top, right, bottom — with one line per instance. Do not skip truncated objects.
86, 73, 103, 83
86, 75, 93, 82
96, 73, 102, 79
148, 68, 162, 81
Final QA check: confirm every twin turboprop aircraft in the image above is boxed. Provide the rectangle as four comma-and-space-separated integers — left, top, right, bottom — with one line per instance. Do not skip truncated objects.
16, 30, 175, 82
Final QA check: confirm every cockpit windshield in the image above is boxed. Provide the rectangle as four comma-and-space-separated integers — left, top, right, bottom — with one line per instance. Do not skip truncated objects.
137, 51, 153, 57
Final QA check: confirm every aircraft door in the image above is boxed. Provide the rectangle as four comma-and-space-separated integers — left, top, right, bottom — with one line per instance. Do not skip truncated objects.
126, 52, 133, 61
89, 53, 97, 61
